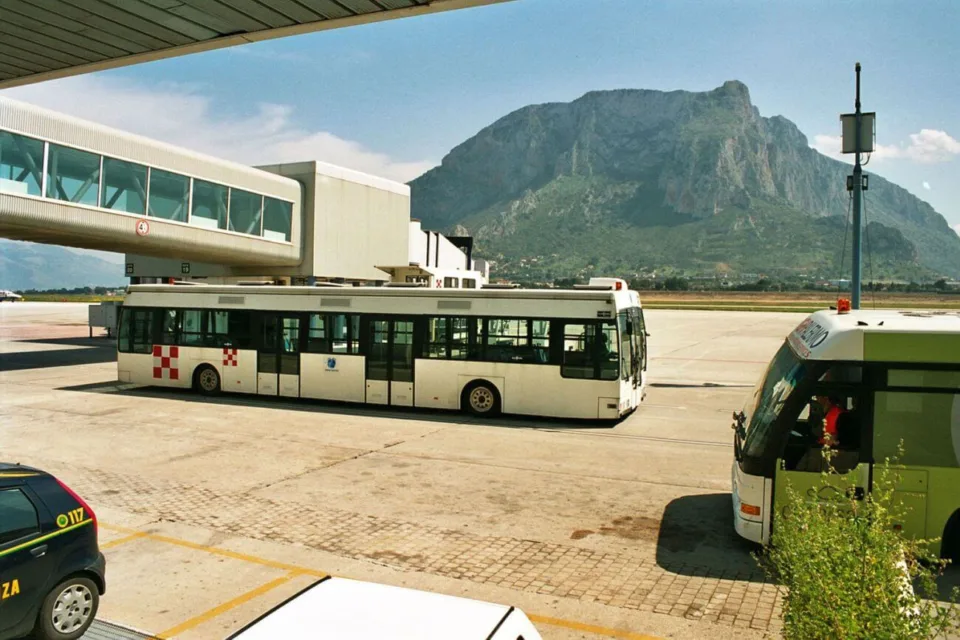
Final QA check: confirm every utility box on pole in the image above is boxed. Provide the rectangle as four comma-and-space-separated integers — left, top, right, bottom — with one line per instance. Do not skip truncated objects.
841, 112, 875, 154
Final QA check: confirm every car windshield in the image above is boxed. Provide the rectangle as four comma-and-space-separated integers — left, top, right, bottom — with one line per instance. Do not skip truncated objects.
741, 342, 807, 459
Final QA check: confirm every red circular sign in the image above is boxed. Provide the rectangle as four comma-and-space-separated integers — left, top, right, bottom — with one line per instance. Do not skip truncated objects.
135, 220, 150, 236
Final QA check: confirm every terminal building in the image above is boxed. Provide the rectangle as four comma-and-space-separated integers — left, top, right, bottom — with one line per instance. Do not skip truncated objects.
0, 96, 487, 289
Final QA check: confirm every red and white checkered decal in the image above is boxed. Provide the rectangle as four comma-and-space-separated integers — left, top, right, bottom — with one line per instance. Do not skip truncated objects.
223, 348, 238, 367
152, 345, 179, 380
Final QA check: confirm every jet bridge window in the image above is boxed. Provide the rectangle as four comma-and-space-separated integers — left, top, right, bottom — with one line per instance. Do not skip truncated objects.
0, 129, 43, 197
101, 157, 147, 215
228, 188, 263, 236
191, 179, 227, 230
46, 143, 100, 207
263, 197, 292, 242
148, 169, 189, 222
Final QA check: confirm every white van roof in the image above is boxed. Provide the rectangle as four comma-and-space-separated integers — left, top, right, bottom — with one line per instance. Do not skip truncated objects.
228, 577, 533, 640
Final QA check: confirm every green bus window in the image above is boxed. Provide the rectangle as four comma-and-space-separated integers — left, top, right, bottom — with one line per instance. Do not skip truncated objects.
888, 370, 960, 390
873, 391, 960, 468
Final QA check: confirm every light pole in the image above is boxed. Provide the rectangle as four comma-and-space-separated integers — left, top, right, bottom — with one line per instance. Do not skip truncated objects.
840, 63, 875, 309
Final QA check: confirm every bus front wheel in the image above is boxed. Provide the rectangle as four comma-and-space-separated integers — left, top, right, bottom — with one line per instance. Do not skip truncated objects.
942, 511, 960, 563
462, 381, 501, 417
194, 365, 221, 396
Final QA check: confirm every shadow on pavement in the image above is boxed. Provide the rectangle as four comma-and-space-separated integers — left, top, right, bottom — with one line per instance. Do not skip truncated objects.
937, 563, 960, 603
1, 340, 117, 372
656, 492, 766, 582
20, 336, 115, 348
55, 381, 621, 431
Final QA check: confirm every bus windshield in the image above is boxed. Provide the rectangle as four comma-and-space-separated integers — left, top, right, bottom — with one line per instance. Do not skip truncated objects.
741, 342, 807, 459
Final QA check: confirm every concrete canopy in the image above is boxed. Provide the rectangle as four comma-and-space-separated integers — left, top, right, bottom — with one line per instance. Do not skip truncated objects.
0, 0, 511, 90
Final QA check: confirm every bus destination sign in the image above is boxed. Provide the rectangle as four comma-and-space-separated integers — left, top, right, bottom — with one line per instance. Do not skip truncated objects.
788, 317, 829, 358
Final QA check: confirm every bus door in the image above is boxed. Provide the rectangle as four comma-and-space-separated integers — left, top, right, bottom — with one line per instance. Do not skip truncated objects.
365, 317, 415, 407
772, 374, 869, 532
630, 308, 647, 395
257, 313, 302, 398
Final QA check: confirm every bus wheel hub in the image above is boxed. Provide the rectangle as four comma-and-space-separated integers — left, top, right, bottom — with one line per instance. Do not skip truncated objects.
470, 387, 493, 412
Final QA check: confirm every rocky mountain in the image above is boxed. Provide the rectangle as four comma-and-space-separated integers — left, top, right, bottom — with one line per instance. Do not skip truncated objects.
0, 240, 127, 290
411, 81, 960, 280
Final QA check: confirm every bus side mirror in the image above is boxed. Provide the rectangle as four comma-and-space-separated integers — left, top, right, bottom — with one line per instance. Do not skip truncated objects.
645, 331, 651, 337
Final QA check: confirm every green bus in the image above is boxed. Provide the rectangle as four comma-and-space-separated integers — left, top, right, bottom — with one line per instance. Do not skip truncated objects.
731, 307, 960, 560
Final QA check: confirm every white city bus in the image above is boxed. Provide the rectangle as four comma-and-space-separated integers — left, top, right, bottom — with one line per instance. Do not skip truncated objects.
117, 278, 647, 420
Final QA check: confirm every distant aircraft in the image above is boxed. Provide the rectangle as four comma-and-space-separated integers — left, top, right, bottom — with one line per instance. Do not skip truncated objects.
0, 290, 22, 302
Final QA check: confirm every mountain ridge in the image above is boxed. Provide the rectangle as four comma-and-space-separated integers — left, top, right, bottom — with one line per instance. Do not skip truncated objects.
0, 240, 127, 290
410, 81, 960, 280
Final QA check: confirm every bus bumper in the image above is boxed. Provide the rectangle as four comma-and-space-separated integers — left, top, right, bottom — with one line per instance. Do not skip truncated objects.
731, 462, 764, 544
733, 509, 763, 543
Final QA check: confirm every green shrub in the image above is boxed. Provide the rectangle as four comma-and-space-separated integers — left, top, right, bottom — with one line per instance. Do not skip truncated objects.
759, 449, 959, 639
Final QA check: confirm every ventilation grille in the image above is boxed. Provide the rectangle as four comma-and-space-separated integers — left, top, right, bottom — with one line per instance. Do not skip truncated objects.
321, 298, 352, 308
217, 296, 245, 305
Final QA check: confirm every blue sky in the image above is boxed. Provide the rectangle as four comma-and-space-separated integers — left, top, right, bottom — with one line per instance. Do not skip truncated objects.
5, 0, 960, 236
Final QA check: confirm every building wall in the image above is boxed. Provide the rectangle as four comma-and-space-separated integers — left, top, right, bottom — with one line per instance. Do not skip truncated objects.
258, 161, 409, 282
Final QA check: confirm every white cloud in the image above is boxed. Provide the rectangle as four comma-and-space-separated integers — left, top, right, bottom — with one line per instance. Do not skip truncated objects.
812, 129, 960, 165
954, 223, 960, 237
1, 76, 435, 183
923, 181, 932, 190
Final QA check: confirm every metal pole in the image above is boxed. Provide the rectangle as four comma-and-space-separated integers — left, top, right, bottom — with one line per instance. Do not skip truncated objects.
851, 63, 863, 309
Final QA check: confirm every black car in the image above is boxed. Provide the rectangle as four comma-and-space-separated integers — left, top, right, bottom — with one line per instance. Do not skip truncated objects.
0, 463, 105, 640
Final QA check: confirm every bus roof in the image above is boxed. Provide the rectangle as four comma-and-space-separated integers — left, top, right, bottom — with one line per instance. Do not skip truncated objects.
787, 309, 960, 364
123, 283, 641, 314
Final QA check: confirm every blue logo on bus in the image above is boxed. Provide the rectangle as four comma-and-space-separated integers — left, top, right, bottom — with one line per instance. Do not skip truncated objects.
326, 357, 337, 370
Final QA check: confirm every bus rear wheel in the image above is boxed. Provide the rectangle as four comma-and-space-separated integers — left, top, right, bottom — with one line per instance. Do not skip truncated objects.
463, 381, 500, 417
194, 365, 221, 396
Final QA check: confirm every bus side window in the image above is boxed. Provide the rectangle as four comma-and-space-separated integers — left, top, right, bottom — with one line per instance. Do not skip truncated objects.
227, 311, 254, 349
157, 309, 179, 345
118, 308, 154, 354
181, 309, 204, 346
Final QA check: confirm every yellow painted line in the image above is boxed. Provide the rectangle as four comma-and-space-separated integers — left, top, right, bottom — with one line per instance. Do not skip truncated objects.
529, 614, 663, 640
157, 571, 301, 639
100, 523, 326, 577
100, 531, 148, 550
102, 523, 663, 640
